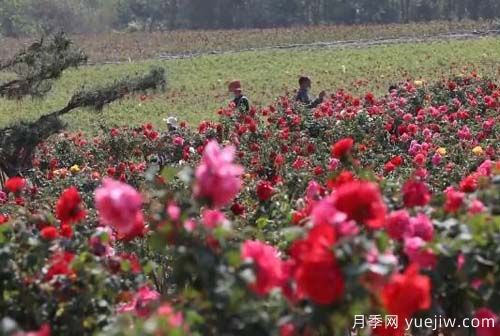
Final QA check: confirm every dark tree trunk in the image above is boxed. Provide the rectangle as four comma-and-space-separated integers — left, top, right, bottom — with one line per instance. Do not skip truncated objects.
399, 0, 410, 23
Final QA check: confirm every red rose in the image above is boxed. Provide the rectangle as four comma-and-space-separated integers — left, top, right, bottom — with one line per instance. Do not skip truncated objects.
0, 214, 9, 224
291, 211, 306, 225
119, 253, 142, 273
15, 197, 25, 206
118, 219, 146, 242
59, 224, 73, 238
55, 187, 86, 225
331, 138, 354, 158
107, 167, 116, 176
386, 210, 411, 240
313, 166, 324, 176
279, 323, 296, 336
256, 181, 274, 202
459, 174, 478, 193
230, 202, 245, 216
274, 154, 285, 167
40, 226, 59, 240
384, 162, 396, 173
402, 180, 431, 207
413, 153, 426, 166
289, 224, 344, 305
390, 155, 404, 166
4, 177, 26, 194
332, 181, 386, 229
327, 170, 355, 189
381, 264, 431, 319
293, 256, 344, 305
16, 323, 51, 336
45, 251, 75, 281
444, 187, 464, 213
474, 308, 500, 336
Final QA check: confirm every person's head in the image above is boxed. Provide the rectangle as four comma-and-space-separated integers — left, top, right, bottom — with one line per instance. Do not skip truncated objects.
388, 84, 398, 93
299, 76, 312, 90
228, 80, 243, 97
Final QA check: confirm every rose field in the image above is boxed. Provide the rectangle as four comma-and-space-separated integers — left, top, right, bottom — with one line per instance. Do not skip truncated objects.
0, 63, 499, 336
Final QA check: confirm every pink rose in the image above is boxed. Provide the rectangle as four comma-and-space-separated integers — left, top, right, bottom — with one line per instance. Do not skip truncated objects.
386, 209, 412, 241
409, 213, 434, 242
201, 209, 227, 229
432, 153, 442, 166
95, 178, 144, 239
167, 202, 181, 221
194, 141, 244, 208
469, 199, 486, 214
157, 303, 184, 328
172, 136, 185, 146
310, 198, 348, 228
241, 240, 284, 296
118, 286, 160, 318
477, 160, 493, 176
404, 237, 436, 269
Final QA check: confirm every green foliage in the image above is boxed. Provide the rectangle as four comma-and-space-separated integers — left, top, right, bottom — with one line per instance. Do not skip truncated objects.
0, 32, 87, 99
0, 0, 121, 36
0, 0, 32, 36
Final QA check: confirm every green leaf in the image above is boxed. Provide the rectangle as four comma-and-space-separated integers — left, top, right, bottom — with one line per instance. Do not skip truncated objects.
256, 217, 269, 230
225, 250, 241, 267
161, 166, 181, 182
142, 261, 155, 275
120, 260, 131, 272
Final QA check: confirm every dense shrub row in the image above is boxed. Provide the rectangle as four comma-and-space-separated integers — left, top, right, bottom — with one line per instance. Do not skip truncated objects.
0, 75, 498, 335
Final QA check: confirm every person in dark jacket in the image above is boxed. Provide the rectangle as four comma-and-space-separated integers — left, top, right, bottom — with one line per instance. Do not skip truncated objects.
228, 80, 250, 113
295, 75, 326, 109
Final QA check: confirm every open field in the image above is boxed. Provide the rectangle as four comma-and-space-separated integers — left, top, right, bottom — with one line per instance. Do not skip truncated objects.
0, 20, 494, 63
1, 37, 500, 131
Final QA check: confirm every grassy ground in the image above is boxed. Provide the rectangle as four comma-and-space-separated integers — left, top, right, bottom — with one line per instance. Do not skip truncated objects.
1, 37, 500, 131
0, 20, 493, 63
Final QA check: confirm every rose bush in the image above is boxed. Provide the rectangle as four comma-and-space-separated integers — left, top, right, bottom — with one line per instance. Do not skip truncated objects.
0, 75, 499, 335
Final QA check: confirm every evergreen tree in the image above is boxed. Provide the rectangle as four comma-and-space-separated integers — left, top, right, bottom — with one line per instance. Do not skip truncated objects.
0, 34, 166, 176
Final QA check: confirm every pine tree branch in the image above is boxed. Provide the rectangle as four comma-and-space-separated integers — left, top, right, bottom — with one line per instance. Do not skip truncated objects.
0, 67, 166, 176
0, 32, 87, 99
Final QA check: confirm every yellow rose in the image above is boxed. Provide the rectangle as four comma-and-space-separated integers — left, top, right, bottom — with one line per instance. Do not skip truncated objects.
414, 80, 424, 87
472, 146, 484, 156
70, 164, 81, 174
436, 147, 447, 156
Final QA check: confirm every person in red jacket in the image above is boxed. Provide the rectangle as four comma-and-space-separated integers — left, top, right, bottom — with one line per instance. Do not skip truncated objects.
228, 80, 250, 113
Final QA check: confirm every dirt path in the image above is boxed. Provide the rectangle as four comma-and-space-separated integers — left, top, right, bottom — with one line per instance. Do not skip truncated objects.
147, 29, 500, 62
3, 28, 499, 67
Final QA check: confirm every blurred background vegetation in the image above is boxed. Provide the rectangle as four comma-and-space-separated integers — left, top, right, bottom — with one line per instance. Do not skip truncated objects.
1, 0, 500, 37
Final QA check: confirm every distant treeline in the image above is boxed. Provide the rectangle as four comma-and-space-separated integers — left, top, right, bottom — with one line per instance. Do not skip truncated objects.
1, 0, 500, 36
